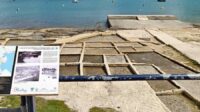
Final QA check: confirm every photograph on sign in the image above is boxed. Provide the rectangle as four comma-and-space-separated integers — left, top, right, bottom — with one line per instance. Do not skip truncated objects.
17, 51, 41, 63
14, 66, 40, 83
10, 46, 60, 95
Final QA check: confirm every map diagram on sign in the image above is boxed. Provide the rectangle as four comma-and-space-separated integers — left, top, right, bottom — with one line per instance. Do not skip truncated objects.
0, 46, 16, 77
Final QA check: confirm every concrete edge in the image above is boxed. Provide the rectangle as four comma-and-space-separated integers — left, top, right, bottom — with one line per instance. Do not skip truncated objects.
107, 15, 176, 20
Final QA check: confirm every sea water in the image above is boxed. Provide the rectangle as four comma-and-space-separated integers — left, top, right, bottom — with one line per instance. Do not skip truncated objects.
0, 0, 200, 28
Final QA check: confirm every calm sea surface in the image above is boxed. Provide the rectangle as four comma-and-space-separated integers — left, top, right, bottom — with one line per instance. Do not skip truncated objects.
0, 0, 200, 28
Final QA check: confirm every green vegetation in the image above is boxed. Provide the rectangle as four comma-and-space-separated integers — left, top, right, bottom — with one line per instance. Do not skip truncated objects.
89, 107, 118, 112
0, 96, 74, 112
0, 96, 20, 108
36, 97, 75, 112
0, 96, 118, 112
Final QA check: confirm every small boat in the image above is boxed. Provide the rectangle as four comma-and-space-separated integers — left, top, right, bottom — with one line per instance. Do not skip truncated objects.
72, 0, 79, 3
158, 0, 166, 2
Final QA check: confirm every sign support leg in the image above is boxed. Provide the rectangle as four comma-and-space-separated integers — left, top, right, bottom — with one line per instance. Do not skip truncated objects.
20, 96, 36, 112
26, 96, 36, 112
20, 96, 27, 112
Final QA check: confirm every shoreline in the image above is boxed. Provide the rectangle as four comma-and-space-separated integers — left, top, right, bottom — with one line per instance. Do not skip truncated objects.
1, 15, 200, 112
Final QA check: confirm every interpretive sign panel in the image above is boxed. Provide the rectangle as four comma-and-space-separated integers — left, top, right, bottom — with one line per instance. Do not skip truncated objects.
0, 46, 60, 95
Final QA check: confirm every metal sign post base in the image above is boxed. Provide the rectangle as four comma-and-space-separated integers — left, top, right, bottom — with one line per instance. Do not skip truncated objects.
21, 96, 36, 112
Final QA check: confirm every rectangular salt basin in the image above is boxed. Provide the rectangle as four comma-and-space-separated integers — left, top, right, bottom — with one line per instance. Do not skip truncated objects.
61, 48, 82, 54
114, 42, 143, 48
85, 48, 118, 55
64, 43, 82, 47
106, 55, 127, 64
118, 47, 135, 52
83, 66, 107, 75
110, 66, 134, 75
60, 65, 80, 76
134, 65, 160, 74
83, 55, 103, 63
60, 55, 80, 63
85, 42, 113, 47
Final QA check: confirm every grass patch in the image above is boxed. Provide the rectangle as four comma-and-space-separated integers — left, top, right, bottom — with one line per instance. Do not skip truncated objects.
0, 96, 75, 112
89, 107, 118, 112
0, 97, 119, 112
0, 96, 20, 108
36, 97, 75, 112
